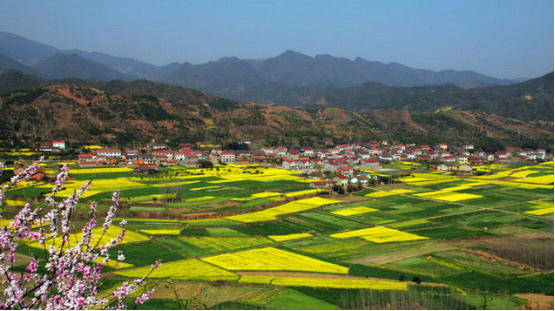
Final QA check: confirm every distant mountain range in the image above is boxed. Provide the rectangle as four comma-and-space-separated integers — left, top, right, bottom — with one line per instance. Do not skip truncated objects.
0, 31, 528, 88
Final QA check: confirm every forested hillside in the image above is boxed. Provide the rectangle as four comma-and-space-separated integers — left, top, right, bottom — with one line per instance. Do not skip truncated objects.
0, 84, 552, 151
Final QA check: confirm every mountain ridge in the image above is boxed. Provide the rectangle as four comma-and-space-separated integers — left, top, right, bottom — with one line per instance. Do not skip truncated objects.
0, 31, 527, 89
0, 83, 551, 152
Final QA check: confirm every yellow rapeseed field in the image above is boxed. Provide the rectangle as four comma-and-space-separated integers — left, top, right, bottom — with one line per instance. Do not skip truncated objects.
201, 247, 349, 274
225, 197, 341, 223
0, 218, 50, 229
430, 193, 483, 202
365, 189, 415, 198
270, 276, 408, 290
1, 200, 28, 206
26, 225, 149, 251
283, 189, 320, 197
330, 226, 428, 243
331, 206, 378, 216
68, 167, 134, 174
189, 185, 221, 191
139, 229, 181, 235
116, 258, 239, 281
36, 178, 146, 197
94, 257, 134, 269
525, 207, 554, 215
267, 233, 313, 242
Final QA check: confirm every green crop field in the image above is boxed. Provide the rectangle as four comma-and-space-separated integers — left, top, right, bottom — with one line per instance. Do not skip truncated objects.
2, 161, 552, 309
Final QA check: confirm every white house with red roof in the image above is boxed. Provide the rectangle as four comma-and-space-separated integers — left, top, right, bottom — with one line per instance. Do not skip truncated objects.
78, 154, 97, 167
309, 181, 329, 189
262, 147, 275, 155
276, 147, 288, 157
282, 159, 298, 171
153, 150, 174, 160
337, 166, 354, 177
301, 146, 314, 156
336, 144, 352, 151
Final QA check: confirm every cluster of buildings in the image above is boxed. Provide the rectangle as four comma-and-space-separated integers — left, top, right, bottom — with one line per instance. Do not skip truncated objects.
74, 139, 549, 177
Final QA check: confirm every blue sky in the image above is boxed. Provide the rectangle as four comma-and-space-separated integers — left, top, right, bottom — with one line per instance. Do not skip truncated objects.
0, 0, 552, 79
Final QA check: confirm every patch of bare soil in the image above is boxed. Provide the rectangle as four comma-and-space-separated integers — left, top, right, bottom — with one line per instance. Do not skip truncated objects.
57, 87, 88, 105
514, 293, 554, 310
149, 281, 199, 300
460, 248, 538, 271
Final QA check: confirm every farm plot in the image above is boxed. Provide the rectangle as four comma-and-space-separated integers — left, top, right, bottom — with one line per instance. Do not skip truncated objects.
330, 226, 428, 243
285, 212, 366, 233
283, 237, 376, 261
201, 247, 349, 274
365, 189, 416, 198
433, 210, 541, 230
268, 233, 313, 242
234, 220, 313, 236
177, 236, 273, 255
116, 258, 239, 281
269, 276, 407, 291
409, 226, 494, 240
225, 197, 341, 223
378, 256, 464, 278
25, 225, 149, 251
524, 201, 554, 216
107, 241, 183, 267
331, 207, 378, 216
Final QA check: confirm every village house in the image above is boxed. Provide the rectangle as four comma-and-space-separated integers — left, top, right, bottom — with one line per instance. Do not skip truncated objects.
336, 144, 352, 151
437, 163, 455, 172
153, 150, 174, 160
282, 159, 299, 171
360, 158, 381, 169
286, 150, 300, 160
526, 153, 537, 161
486, 153, 495, 162
125, 149, 139, 158
261, 147, 275, 156
78, 154, 97, 167
463, 143, 474, 150
220, 152, 236, 163
442, 156, 457, 163
275, 147, 288, 157
457, 164, 473, 175
309, 181, 329, 189
96, 148, 122, 159
52, 141, 66, 150
456, 154, 469, 163
337, 166, 354, 177
301, 146, 315, 157
39, 143, 53, 152
332, 175, 349, 187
